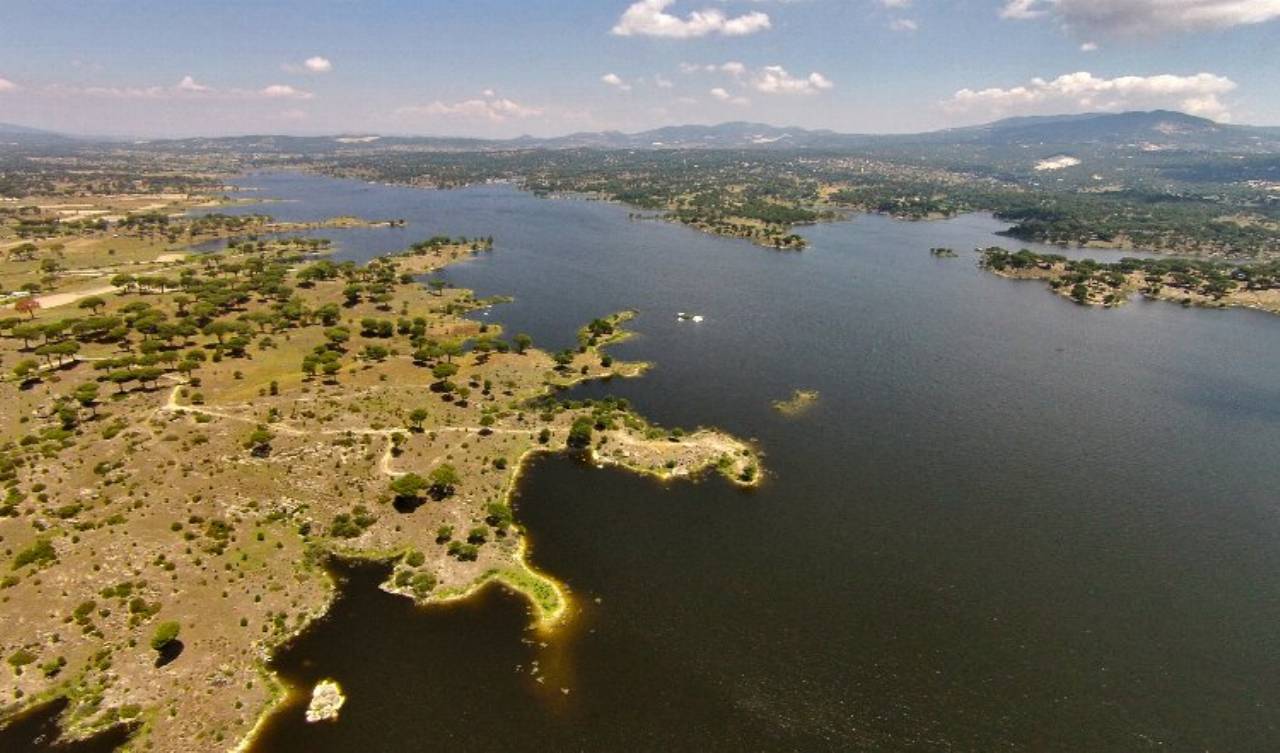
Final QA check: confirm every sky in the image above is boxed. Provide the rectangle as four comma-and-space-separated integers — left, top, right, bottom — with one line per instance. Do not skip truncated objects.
0, 0, 1278, 138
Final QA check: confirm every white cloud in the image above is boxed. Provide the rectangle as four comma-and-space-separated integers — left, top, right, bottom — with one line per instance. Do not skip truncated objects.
50, 77, 218, 99
889, 18, 919, 30
601, 73, 632, 91
0, 77, 17, 93
1000, 0, 1280, 34
681, 62, 834, 96
303, 56, 332, 73
750, 66, 834, 94
177, 75, 211, 93
655, 74, 674, 88
396, 93, 544, 122
611, 0, 771, 38
880, 0, 912, 6
1080, 40, 1099, 50
999, 0, 1047, 19
282, 56, 332, 74
44, 77, 315, 102
944, 71, 1237, 121
679, 61, 743, 75
260, 84, 314, 100
710, 87, 750, 105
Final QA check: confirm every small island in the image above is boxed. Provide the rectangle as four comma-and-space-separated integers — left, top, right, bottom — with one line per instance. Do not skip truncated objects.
304, 680, 345, 723
772, 389, 820, 416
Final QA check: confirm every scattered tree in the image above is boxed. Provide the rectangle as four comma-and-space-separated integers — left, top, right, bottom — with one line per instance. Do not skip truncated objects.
428, 464, 460, 498
568, 416, 593, 448
244, 425, 273, 457
150, 621, 181, 652
14, 297, 40, 319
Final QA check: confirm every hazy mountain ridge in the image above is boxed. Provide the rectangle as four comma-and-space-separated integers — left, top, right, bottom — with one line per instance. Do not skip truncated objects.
3, 110, 1279, 154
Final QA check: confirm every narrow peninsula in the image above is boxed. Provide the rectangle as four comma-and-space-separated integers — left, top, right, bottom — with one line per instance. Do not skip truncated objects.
980, 247, 1280, 315
0, 217, 760, 751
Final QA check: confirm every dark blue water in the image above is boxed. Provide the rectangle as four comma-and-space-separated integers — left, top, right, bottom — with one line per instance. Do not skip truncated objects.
209, 173, 1280, 753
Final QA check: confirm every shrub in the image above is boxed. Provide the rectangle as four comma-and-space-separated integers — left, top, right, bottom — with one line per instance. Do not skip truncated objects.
410, 572, 437, 597
13, 538, 57, 570
567, 416, 593, 448
8, 648, 37, 671
485, 503, 513, 528
428, 464, 460, 497
150, 621, 181, 651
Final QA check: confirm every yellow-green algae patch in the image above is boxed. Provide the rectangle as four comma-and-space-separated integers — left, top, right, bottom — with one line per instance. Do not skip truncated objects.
772, 389, 820, 416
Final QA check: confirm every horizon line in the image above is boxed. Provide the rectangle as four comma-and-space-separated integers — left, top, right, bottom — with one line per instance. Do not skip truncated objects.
3, 109, 1261, 143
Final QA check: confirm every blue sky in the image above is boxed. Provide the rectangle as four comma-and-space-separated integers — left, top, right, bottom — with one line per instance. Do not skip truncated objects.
0, 0, 1277, 137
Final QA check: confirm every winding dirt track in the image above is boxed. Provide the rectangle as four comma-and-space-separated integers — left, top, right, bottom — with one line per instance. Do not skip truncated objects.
159, 383, 534, 477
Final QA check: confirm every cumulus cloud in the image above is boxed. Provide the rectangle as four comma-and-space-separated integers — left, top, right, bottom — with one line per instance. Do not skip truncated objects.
601, 73, 632, 91
48, 76, 218, 99
63, 78, 313, 101
889, 18, 919, 30
710, 87, 751, 105
282, 56, 333, 74
396, 92, 543, 122
679, 61, 741, 75
1000, 0, 1280, 34
654, 74, 675, 88
303, 56, 332, 73
177, 75, 211, 93
260, 84, 314, 100
680, 62, 834, 95
0, 77, 18, 93
999, 0, 1047, 19
944, 70, 1237, 121
750, 65, 834, 94
612, 0, 771, 37
1080, 40, 1099, 50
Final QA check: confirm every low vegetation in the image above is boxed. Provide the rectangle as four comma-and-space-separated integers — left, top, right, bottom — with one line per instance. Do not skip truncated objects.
980, 246, 1280, 314
0, 187, 759, 752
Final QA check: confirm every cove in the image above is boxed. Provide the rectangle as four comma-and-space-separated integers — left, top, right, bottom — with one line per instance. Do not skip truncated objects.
189, 172, 1280, 753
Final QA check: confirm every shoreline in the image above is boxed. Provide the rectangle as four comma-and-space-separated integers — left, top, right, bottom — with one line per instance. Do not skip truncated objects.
227, 298, 760, 752
336, 170, 1268, 261
979, 246, 1280, 317
1, 171, 761, 752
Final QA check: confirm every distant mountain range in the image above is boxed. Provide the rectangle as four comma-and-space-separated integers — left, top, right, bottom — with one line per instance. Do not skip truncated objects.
0, 122, 74, 145
3, 110, 1279, 154
923, 110, 1280, 151
508, 111, 1280, 152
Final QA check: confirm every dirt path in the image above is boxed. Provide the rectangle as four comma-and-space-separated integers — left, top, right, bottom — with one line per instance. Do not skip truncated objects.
5, 284, 118, 312
159, 384, 534, 479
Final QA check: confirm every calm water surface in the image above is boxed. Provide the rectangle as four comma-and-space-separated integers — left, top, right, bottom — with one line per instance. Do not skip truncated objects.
203, 173, 1280, 752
